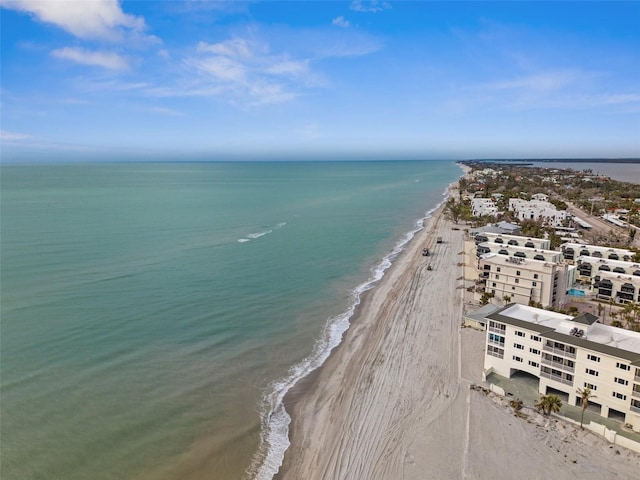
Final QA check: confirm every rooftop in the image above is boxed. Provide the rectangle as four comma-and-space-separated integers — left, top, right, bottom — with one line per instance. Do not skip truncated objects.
487, 303, 640, 363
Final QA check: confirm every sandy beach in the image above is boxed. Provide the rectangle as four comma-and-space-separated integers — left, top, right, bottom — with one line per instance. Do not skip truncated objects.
277, 179, 640, 479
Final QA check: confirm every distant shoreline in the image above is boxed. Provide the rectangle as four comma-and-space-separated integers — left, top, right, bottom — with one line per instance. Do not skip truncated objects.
466, 158, 640, 164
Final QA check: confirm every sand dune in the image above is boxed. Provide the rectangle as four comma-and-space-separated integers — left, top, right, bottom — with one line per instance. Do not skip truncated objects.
277, 186, 640, 480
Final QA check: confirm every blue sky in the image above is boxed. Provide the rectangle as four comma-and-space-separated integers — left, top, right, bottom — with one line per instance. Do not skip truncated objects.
1, 1, 639, 161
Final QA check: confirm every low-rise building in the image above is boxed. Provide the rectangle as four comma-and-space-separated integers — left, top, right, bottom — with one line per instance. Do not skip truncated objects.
509, 198, 570, 227
472, 198, 499, 217
474, 232, 551, 250
483, 303, 640, 432
561, 243, 634, 265
593, 271, 640, 304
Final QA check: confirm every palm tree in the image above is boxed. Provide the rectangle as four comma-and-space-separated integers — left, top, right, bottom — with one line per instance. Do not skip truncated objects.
535, 394, 563, 416
576, 387, 595, 429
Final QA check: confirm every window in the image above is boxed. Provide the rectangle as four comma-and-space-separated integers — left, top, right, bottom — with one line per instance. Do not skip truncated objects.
583, 382, 597, 391
514, 343, 524, 350
516, 270, 521, 276
496, 267, 501, 272
612, 392, 627, 401
534, 274, 539, 279
487, 345, 504, 359
492, 282, 496, 287
515, 331, 525, 337
515, 278, 519, 284
495, 275, 500, 279
530, 348, 540, 355
531, 335, 541, 342
615, 377, 629, 386
513, 355, 523, 362
585, 368, 599, 376
488, 333, 505, 346
587, 354, 600, 362
532, 281, 537, 287
488, 321, 505, 332
616, 362, 631, 371
528, 361, 539, 368
512, 286, 516, 290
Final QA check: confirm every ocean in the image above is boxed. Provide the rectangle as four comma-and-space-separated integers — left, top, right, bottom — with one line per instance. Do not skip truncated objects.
0, 160, 461, 480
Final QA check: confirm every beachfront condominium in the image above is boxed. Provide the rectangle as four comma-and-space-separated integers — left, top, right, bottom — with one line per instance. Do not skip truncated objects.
561, 242, 635, 266
483, 303, 640, 432
477, 253, 571, 308
472, 235, 571, 308
574, 255, 640, 303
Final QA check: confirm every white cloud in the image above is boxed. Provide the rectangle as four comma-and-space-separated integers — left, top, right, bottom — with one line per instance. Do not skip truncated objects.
1, 129, 32, 140
485, 71, 580, 92
184, 38, 313, 105
0, 0, 148, 41
332, 16, 350, 28
197, 39, 252, 58
52, 47, 129, 70
350, 0, 391, 13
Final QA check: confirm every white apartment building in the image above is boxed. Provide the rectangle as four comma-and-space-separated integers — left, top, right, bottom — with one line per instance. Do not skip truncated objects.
561, 243, 635, 265
474, 232, 551, 250
593, 271, 640, 304
483, 303, 640, 432
531, 193, 549, 202
478, 253, 569, 308
509, 198, 570, 227
476, 242, 562, 263
575, 256, 640, 282
472, 198, 499, 217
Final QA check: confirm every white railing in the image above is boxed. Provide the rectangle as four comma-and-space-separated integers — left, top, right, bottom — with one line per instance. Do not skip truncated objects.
541, 357, 575, 373
540, 370, 573, 386
542, 344, 576, 359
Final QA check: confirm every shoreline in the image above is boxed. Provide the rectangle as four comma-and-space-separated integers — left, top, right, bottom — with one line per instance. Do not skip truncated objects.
271, 167, 640, 480
275, 179, 462, 479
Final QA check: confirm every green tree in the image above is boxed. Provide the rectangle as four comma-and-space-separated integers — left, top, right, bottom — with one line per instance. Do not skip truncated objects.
576, 386, 595, 429
535, 394, 563, 416
444, 198, 464, 224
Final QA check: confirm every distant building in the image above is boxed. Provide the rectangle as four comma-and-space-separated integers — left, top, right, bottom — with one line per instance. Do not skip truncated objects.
471, 198, 499, 217
531, 193, 549, 202
509, 198, 570, 227
482, 303, 640, 432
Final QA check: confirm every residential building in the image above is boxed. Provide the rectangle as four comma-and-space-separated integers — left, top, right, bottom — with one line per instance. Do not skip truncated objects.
509, 198, 570, 227
593, 271, 640, 303
561, 243, 634, 265
478, 252, 569, 308
472, 198, 499, 217
474, 232, 551, 250
483, 303, 640, 432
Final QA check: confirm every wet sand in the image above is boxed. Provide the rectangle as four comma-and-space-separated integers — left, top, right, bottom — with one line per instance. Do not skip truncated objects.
277, 179, 640, 480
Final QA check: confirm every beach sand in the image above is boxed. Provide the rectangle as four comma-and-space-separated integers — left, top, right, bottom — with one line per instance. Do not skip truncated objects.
277, 180, 640, 480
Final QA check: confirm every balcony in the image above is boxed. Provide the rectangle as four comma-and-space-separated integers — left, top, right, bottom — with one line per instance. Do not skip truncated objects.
488, 339, 505, 348
632, 390, 640, 400
541, 357, 575, 373
542, 344, 576, 359
631, 404, 640, 414
488, 326, 506, 335
540, 369, 573, 386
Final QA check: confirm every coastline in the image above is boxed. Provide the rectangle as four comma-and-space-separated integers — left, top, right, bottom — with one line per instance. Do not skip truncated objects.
274, 180, 463, 479
271, 168, 640, 480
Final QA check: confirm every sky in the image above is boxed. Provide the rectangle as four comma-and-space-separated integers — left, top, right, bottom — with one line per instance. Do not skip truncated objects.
1, 0, 639, 161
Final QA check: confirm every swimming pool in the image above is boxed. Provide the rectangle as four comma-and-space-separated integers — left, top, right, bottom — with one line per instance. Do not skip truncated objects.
567, 288, 586, 297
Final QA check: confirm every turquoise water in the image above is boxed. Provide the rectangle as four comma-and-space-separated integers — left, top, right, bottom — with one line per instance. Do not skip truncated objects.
567, 288, 587, 297
1, 161, 460, 479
